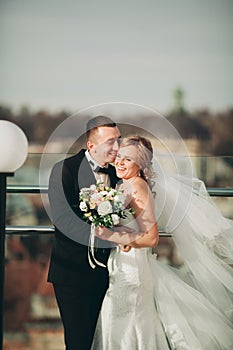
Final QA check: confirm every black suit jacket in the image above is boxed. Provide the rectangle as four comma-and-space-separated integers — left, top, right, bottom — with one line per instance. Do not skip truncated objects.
48, 149, 119, 286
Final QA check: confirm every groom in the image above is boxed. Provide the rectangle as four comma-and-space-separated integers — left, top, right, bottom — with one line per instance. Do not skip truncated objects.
47, 116, 121, 350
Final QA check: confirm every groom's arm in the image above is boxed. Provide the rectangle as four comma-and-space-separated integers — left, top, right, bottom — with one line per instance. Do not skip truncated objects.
48, 161, 91, 245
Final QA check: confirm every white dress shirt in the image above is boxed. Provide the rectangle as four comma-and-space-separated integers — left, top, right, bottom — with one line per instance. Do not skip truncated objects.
85, 150, 110, 186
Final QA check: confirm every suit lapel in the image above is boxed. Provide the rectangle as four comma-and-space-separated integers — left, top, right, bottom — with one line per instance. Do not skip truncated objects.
108, 165, 120, 188
77, 155, 96, 190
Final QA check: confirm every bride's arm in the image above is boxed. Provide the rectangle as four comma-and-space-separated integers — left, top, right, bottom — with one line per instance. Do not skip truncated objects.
94, 180, 158, 247
97, 180, 158, 248
129, 222, 158, 248
128, 181, 159, 248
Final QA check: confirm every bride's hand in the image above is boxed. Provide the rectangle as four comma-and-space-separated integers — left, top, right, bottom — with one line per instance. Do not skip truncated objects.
93, 226, 115, 239
93, 225, 141, 245
94, 226, 106, 237
94, 225, 135, 238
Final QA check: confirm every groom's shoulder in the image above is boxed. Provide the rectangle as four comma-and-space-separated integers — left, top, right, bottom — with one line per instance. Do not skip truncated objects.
51, 149, 86, 175
65, 149, 86, 164
55, 149, 86, 167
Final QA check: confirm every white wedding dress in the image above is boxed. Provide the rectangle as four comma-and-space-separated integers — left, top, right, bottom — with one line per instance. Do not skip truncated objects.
91, 177, 233, 350
92, 245, 170, 349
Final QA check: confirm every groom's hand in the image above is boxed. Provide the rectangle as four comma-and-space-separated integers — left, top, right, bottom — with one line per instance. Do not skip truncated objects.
119, 244, 131, 252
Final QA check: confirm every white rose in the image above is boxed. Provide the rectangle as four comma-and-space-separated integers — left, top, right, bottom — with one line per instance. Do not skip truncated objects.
90, 184, 96, 191
97, 201, 113, 216
111, 214, 120, 225
80, 201, 88, 212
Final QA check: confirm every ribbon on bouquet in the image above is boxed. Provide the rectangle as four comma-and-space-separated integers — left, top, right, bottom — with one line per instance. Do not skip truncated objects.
88, 223, 107, 269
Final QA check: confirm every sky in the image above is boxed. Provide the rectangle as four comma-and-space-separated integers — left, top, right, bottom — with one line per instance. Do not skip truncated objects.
0, 0, 233, 114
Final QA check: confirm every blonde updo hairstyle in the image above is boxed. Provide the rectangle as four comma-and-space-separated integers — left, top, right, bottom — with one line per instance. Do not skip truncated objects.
119, 135, 156, 192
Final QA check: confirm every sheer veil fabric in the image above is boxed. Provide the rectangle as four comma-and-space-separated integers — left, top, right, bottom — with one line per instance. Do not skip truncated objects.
92, 164, 233, 349
153, 171, 233, 348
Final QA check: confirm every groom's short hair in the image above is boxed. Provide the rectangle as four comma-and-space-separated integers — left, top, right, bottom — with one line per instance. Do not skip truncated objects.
86, 116, 117, 140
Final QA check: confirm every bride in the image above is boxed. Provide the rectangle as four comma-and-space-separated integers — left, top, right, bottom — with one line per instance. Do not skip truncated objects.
92, 136, 233, 350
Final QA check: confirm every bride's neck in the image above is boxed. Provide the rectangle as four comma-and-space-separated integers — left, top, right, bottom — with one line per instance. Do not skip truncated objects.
123, 175, 139, 184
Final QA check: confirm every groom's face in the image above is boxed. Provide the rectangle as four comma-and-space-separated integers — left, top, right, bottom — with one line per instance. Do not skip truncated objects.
87, 126, 121, 166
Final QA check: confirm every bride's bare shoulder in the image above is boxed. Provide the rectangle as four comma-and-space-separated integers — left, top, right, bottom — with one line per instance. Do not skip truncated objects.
130, 178, 154, 212
131, 177, 151, 198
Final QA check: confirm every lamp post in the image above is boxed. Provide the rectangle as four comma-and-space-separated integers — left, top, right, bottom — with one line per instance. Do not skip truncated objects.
0, 120, 28, 349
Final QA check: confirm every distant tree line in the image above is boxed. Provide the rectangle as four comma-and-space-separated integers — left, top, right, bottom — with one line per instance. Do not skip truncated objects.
0, 104, 232, 162
167, 108, 233, 163
0, 105, 69, 144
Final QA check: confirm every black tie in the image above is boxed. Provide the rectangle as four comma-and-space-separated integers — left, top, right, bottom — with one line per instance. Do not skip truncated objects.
95, 166, 111, 174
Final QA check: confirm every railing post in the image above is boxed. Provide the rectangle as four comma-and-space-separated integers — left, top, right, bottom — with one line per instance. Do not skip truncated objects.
0, 173, 13, 350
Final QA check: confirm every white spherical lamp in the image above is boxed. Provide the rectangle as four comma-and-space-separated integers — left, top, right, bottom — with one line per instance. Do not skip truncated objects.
0, 120, 28, 172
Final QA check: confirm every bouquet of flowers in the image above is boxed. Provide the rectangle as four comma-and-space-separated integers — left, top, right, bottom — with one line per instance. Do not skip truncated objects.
79, 181, 135, 228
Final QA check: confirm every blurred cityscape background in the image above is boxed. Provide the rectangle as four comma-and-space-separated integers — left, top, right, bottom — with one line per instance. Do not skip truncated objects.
1, 0, 232, 349
2, 93, 233, 350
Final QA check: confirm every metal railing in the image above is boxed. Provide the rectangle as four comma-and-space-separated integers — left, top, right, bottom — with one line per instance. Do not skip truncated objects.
4, 184, 233, 350
6, 185, 233, 237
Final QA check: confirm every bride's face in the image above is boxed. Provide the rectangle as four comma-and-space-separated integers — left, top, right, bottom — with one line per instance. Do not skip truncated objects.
115, 145, 141, 180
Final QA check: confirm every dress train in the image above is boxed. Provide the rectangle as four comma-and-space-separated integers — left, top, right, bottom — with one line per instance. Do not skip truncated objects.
152, 259, 233, 349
